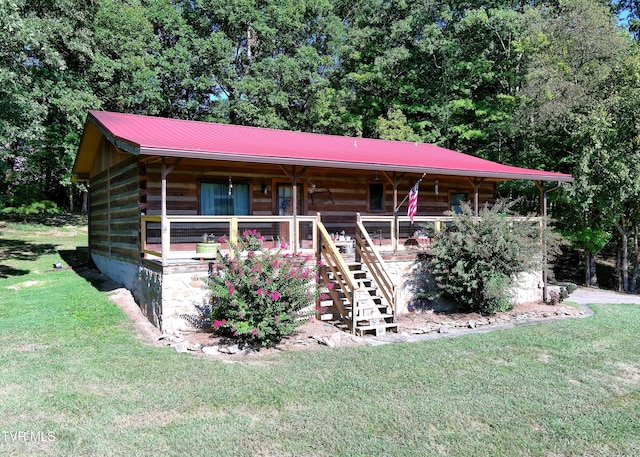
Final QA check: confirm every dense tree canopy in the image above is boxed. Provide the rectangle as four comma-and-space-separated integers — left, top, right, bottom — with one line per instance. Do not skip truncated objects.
1, 0, 639, 288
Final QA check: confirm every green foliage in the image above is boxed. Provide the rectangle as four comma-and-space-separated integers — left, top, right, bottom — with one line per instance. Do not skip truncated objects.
0, 200, 63, 218
423, 200, 560, 314
1, 0, 638, 289
563, 226, 612, 254
209, 230, 318, 347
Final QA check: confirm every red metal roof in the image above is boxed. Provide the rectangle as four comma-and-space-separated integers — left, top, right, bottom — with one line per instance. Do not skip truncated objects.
75, 110, 572, 182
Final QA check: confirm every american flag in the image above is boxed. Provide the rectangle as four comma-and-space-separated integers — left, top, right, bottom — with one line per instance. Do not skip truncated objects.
408, 182, 419, 224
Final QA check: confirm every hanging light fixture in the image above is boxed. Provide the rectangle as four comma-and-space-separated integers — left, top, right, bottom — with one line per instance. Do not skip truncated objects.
434, 179, 439, 197
228, 174, 233, 196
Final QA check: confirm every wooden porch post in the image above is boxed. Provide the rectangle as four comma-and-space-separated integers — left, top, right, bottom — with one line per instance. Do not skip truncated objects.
86, 183, 92, 264
535, 180, 548, 302
161, 158, 169, 266
393, 174, 398, 253
281, 165, 306, 254
160, 157, 181, 267
467, 177, 484, 217
385, 171, 401, 253
292, 174, 298, 254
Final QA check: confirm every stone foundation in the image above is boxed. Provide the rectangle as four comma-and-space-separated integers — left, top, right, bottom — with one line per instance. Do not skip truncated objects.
92, 254, 211, 334
159, 271, 211, 334
92, 253, 546, 336
384, 257, 544, 314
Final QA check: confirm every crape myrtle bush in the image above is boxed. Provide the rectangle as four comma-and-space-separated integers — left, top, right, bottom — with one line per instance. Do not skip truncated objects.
209, 229, 322, 347
417, 200, 562, 314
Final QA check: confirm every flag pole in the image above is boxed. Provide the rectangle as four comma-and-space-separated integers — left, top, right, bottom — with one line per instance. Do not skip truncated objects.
394, 172, 427, 213
394, 172, 427, 250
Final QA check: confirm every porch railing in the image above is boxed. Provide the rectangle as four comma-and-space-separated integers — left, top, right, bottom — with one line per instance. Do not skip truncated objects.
141, 213, 544, 263
358, 214, 543, 252
316, 219, 357, 325
354, 220, 395, 311
141, 215, 318, 264
358, 214, 454, 252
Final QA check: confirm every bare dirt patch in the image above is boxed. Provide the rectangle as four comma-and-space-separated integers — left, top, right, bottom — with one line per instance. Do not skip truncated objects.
6, 280, 42, 290
108, 287, 165, 347
615, 362, 640, 385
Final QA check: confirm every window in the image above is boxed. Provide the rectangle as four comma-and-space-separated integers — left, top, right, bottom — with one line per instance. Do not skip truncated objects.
276, 183, 304, 215
200, 182, 250, 215
450, 192, 468, 214
368, 183, 384, 212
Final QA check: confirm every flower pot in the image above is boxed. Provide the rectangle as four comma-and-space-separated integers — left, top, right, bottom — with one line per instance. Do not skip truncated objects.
196, 242, 219, 256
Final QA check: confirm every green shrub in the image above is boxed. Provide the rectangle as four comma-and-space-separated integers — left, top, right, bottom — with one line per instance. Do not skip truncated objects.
0, 200, 63, 218
420, 199, 561, 314
209, 229, 320, 347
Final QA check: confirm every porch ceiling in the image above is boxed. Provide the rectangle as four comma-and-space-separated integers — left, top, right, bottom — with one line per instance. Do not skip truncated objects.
73, 110, 572, 183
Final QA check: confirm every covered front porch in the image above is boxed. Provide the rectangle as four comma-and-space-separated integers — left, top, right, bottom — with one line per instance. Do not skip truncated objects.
140, 213, 461, 264
138, 211, 544, 336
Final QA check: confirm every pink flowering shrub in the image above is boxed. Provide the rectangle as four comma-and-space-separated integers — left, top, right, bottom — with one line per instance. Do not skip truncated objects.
209, 229, 318, 347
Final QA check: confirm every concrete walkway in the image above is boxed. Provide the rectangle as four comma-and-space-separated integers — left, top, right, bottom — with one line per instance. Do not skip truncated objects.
568, 287, 640, 306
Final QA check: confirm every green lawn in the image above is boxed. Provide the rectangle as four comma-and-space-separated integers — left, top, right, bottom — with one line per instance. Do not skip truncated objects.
1, 219, 640, 456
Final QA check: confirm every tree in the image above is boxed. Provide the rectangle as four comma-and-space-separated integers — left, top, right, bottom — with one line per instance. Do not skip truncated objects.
571, 50, 640, 291
0, 0, 99, 210
613, 0, 640, 38
176, 0, 347, 132
515, 0, 633, 286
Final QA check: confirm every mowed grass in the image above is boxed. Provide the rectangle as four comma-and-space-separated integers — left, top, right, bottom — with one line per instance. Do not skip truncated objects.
1, 219, 640, 456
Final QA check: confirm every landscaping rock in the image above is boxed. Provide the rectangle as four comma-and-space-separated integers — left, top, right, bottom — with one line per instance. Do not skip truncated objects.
174, 342, 190, 353
218, 344, 242, 354
311, 333, 341, 348
201, 345, 219, 355
319, 336, 336, 348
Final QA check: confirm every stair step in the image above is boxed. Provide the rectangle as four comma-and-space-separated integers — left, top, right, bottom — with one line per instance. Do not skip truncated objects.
355, 322, 399, 331
356, 296, 385, 303
354, 313, 394, 322
329, 270, 367, 278
345, 302, 390, 310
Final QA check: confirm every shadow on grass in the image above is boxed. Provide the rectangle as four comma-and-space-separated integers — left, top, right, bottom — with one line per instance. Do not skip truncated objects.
0, 264, 29, 278
0, 238, 59, 262
58, 249, 122, 293
0, 238, 59, 278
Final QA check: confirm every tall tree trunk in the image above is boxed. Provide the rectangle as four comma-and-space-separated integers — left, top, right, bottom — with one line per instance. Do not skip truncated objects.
81, 189, 88, 213
631, 224, 639, 293
616, 249, 622, 292
615, 221, 629, 292
585, 250, 599, 287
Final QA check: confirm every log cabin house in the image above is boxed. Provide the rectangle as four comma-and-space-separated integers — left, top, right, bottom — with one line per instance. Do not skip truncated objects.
72, 110, 572, 336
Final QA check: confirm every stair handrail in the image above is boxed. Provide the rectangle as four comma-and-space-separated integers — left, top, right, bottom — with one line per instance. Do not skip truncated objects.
316, 219, 358, 311
355, 220, 395, 311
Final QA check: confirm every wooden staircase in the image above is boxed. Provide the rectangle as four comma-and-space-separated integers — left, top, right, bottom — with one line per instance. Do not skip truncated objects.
316, 218, 398, 336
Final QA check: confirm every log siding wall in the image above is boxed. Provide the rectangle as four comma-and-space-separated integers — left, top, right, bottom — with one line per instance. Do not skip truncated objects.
90, 150, 141, 263
140, 158, 497, 233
